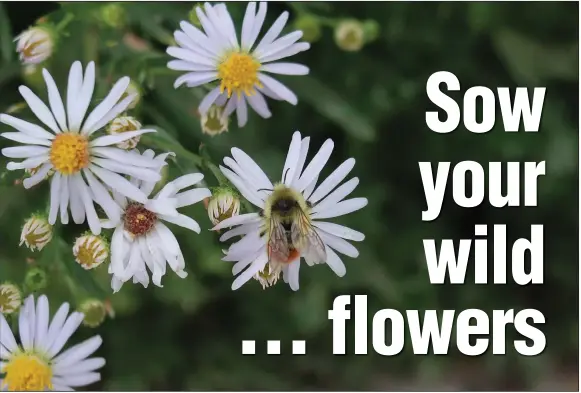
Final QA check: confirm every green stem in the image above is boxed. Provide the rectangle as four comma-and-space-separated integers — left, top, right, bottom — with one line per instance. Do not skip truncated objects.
56, 13, 75, 32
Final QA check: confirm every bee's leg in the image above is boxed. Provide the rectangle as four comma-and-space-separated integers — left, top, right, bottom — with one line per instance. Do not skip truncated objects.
306, 201, 313, 209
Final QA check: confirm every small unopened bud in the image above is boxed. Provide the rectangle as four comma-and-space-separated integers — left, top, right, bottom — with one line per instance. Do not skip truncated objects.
15, 26, 55, 65
201, 105, 229, 136
24, 267, 48, 292
293, 14, 322, 43
78, 299, 107, 328
20, 215, 53, 251
334, 19, 365, 52
208, 187, 240, 226
362, 19, 380, 43
254, 262, 281, 289
73, 234, 109, 270
0, 283, 22, 314
108, 116, 143, 149
99, 3, 126, 29
121, 81, 142, 110
188, 3, 204, 27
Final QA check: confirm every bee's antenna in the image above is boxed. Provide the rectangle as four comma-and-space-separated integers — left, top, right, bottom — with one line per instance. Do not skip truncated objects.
283, 167, 291, 183
257, 188, 272, 192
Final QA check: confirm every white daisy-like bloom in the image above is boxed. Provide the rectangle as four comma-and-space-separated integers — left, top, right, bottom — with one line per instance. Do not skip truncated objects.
167, 2, 310, 127
0, 295, 104, 391
0, 61, 162, 235
213, 131, 368, 291
101, 149, 212, 293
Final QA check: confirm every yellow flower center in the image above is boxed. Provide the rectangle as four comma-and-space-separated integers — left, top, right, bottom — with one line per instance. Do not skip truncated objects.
49, 133, 90, 175
1, 353, 53, 391
217, 52, 262, 98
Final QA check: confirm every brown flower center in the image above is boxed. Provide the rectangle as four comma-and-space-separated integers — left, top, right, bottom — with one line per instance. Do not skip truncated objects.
124, 203, 157, 236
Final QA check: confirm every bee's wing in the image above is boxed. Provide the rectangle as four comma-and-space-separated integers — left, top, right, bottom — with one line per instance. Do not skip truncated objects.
268, 216, 290, 262
291, 209, 327, 265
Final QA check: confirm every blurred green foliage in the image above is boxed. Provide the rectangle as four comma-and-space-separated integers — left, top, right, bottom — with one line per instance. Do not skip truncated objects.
0, 1, 578, 390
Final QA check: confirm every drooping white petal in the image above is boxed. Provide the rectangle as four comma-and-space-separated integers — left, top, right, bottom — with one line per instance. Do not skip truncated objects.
22, 163, 52, 189
235, 94, 248, 127
246, 91, 271, 118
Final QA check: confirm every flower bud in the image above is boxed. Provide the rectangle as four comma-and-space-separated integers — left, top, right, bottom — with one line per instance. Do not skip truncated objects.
293, 14, 322, 43
334, 19, 365, 52
99, 3, 126, 29
122, 81, 142, 110
73, 234, 109, 270
201, 105, 229, 136
362, 19, 380, 43
107, 116, 143, 149
24, 267, 48, 292
0, 283, 22, 315
254, 262, 281, 289
20, 215, 53, 251
15, 26, 55, 65
78, 299, 107, 328
207, 187, 240, 226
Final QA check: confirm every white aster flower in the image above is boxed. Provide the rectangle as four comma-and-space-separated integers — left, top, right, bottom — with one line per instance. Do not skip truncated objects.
0, 295, 105, 391
0, 61, 163, 235
15, 26, 54, 65
20, 215, 53, 251
213, 130, 368, 291
101, 150, 212, 293
167, 1, 310, 127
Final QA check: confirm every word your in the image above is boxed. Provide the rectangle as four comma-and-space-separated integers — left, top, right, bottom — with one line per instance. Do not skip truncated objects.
328, 295, 545, 357
241, 340, 306, 355
419, 161, 546, 221
423, 224, 543, 285
425, 71, 546, 133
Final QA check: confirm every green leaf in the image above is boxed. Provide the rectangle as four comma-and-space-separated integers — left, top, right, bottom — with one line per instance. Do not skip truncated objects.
288, 75, 377, 142
0, 4, 13, 64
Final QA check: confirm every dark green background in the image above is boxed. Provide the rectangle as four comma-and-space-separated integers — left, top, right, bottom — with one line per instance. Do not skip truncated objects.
0, 2, 578, 391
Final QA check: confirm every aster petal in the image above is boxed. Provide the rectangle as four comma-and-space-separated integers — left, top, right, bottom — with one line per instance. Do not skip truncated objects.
241, 1, 257, 50
89, 165, 148, 204
0, 314, 17, 353
175, 188, 212, 208
253, 11, 289, 54
81, 76, 130, 135
290, 136, 310, 184
232, 247, 264, 275
54, 373, 101, 389
90, 129, 155, 147
308, 158, 355, 203
53, 357, 105, 376
42, 302, 70, 352
174, 71, 218, 89
71, 61, 96, 132
255, 31, 303, 60
83, 169, 122, 222
167, 46, 216, 67
235, 94, 248, 127
18, 296, 34, 350
33, 295, 50, 351
287, 260, 301, 291
159, 213, 201, 234
257, 73, 297, 105
295, 138, 334, 192
66, 61, 83, 130
154, 222, 186, 273
212, 212, 260, 231
232, 252, 268, 290
18, 86, 60, 134
42, 68, 67, 131
22, 162, 52, 189
318, 230, 359, 258
47, 172, 61, 224
91, 147, 161, 169
282, 131, 302, 185
220, 166, 265, 208
231, 147, 273, 190
59, 173, 70, 224
260, 62, 309, 75
2, 145, 49, 158
178, 21, 219, 58
0, 114, 55, 140
46, 311, 84, 357
312, 177, 359, 213
6, 155, 49, 171
312, 221, 365, 242
167, 58, 214, 72
73, 174, 101, 235
198, 87, 222, 114
324, 245, 347, 277
260, 42, 310, 64
246, 2, 267, 51
69, 178, 86, 224
219, 222, 261, 242
246, 90, 272, 118
84, 93, 138, 134
311, 197, 368, 220
52, 335, 102, 369
0, 132, 52, 146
